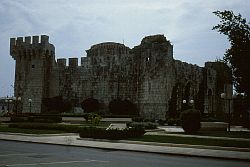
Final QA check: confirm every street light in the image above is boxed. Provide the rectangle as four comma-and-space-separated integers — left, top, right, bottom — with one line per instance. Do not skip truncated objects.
5, 98, 9, 113
17, 97, 21, 114
28, 99, 32, 113
4, 97, 13, 113
220, 92, 237, 132
182, 99, 195, 109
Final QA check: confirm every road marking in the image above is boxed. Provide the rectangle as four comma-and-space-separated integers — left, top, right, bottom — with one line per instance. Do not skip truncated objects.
0, 153, 41, 157
5, 160, 109, 166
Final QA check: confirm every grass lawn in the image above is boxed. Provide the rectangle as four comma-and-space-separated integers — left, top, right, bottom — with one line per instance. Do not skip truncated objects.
0, 122, 110, 134
0, 124, 65, 134
128, 135, 250, 148
168, 131, 250, 139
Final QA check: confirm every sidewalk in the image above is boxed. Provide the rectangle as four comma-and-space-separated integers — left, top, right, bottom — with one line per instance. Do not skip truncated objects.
0, 132, 249, 161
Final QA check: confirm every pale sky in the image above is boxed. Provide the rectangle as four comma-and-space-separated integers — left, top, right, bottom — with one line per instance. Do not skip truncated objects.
0, 0, 249, 97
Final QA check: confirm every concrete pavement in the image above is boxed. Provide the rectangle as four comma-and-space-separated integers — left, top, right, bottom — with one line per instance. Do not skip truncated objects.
0, 132, 249, 161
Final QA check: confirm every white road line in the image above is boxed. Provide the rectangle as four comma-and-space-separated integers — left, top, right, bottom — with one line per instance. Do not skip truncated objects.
0, 153, 40, 157
5, 160, 109, 166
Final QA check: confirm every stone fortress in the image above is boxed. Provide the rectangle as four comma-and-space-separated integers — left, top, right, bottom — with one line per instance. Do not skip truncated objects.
10, 34, 232, 120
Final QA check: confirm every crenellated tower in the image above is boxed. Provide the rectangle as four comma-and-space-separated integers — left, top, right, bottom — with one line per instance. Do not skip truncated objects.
10, 35, 55, 113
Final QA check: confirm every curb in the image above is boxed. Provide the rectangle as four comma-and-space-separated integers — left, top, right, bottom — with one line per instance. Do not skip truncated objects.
0, 134, 249, 161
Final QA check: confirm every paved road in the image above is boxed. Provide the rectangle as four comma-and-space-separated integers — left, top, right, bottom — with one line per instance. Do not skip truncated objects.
0, 141, 249, 167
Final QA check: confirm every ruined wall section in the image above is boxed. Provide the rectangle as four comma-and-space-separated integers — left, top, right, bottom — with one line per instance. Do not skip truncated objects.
204, 62, 232, 118
57, 42, 133, 109
131, 35, 175, 119
10, 35, 55, 113
173, 60, 204, 111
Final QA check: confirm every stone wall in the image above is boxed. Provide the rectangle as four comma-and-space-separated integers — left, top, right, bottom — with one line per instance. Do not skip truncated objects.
10, 34, 232, 119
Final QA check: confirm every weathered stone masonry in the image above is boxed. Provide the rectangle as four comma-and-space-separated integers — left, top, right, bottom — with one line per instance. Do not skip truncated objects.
10, 34, 232, 119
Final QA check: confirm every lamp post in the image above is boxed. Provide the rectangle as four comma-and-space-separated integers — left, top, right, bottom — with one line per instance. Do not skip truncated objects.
17, 97, 21, 114
4, 97, 13, 114
220, 93, 237, 132
13, 96, 17, 114
28, 99, 32, 113
182, 99, 194, 109
5, 98, 9, 113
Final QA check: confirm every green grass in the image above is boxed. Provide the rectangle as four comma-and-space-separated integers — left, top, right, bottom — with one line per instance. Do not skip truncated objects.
128, 135, 250, 148
0, 125, 65, 134
168, 131, 250, 139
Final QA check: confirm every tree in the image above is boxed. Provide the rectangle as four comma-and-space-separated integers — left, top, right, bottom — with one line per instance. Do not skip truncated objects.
42, 96, 72, 114
109, 99, 138, 115
81, 98, 100, 113
213, 10, 250, 107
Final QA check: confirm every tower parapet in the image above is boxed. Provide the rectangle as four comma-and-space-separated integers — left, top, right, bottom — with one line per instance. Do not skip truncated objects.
10, 35, 56, 113
10, 35, 55, 60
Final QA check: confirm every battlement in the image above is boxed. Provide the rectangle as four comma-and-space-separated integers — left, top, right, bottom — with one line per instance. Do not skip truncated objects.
10, 35, 50, 47
10, 35, 55, 60
57, 58, 79, 67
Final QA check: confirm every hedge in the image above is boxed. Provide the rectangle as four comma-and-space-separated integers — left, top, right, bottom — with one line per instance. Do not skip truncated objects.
8, 123, 85, 133
128, 122, 157, 130
10, 116, 62, 123
79, 127, 145, 140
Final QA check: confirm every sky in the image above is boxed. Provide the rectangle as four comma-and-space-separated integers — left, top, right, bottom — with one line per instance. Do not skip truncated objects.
0, 0, 249, 97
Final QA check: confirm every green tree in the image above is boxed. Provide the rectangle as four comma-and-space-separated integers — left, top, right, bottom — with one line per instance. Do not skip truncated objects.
80, 98, 100, 113
213, 10, 250, 107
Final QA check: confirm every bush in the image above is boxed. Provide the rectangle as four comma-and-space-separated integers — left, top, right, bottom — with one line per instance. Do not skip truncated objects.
90, 113, 102, 126
109, 99, 138, 115
180, 109, 201, 133
79, 127, 145, 140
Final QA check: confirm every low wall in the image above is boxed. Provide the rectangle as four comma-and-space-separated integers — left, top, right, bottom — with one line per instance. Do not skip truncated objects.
200, 122, 228, 131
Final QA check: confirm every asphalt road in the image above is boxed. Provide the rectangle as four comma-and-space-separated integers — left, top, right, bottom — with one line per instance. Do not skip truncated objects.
0, 140, 249, 167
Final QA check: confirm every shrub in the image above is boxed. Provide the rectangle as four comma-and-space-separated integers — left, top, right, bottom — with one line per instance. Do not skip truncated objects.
180, 109, 201, 133
90, 113, 102, 126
